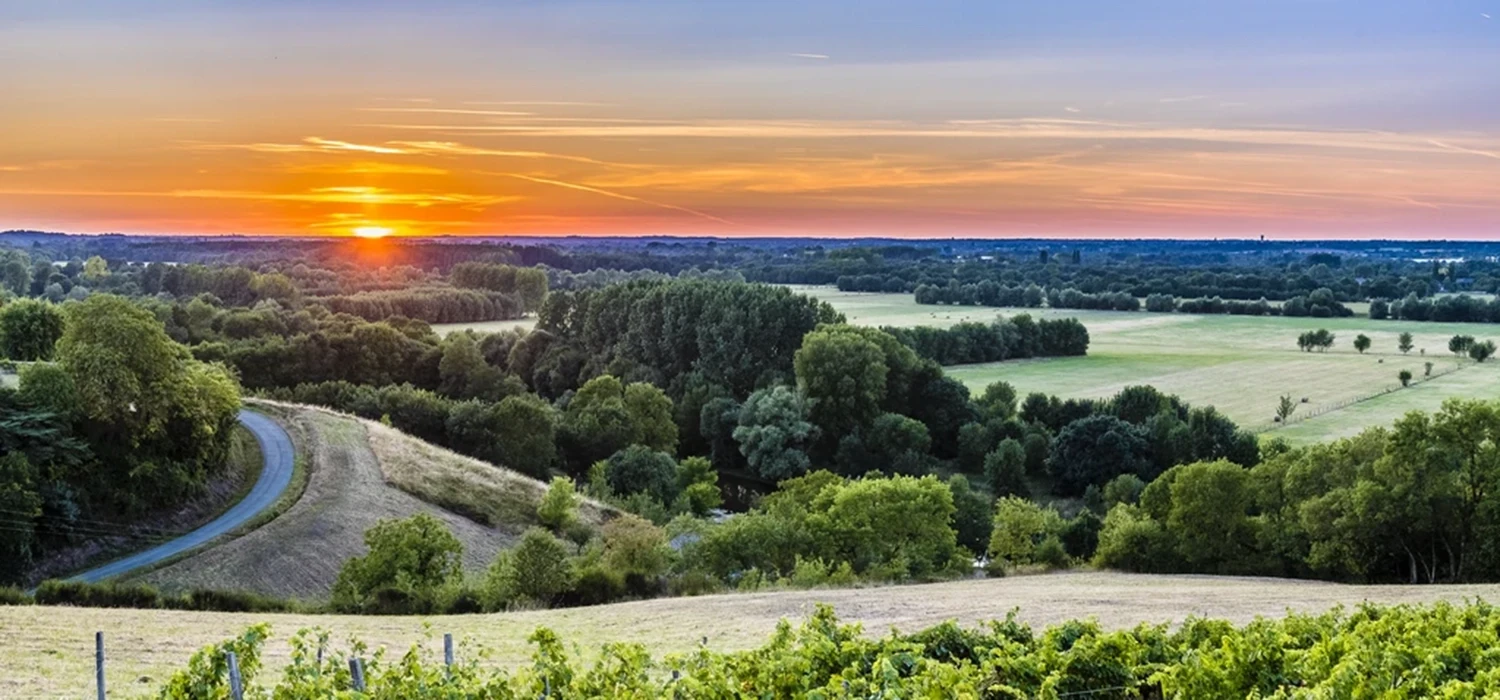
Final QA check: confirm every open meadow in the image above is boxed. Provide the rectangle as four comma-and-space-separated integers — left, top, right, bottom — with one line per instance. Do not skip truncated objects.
790, 286, 1500, 444
7, 570, 1500, 698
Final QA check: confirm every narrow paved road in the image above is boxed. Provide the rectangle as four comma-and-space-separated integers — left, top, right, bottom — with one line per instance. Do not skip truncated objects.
70, 409, 295, 583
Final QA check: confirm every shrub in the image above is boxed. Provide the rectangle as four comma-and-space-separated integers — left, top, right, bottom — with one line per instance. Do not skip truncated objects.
1035, 536, 1070, 570
536, 476, 580, 531
33, 580, 161, 608
601, 514, 672, 580
0, 586, 29, 606
605, 445, 679, 503
486, 527, 575, 608
330, 513, 464, 614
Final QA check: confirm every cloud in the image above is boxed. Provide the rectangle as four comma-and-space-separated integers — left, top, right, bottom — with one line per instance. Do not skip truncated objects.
495, 172, 737, 226
1159, 95, 1208, 103
188, 137, 410, 155
290, 161, 450, 175
358, 107, 534, 117
789, 53, 830, 59
150, 117, 223, 123
463, 100, 611, 107
168, 186, 515, 208
390, 141, 630, 166
1064, 107, 1081, 113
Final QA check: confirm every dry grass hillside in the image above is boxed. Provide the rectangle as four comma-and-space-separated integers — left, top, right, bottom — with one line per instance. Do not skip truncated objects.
135, 402, 610, 600
9, 571, 1500, 698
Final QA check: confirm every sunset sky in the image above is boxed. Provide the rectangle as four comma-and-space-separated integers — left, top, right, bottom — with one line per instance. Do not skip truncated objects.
3, 1, 1499, 238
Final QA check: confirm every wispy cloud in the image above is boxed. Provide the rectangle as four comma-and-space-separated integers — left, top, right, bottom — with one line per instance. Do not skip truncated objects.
1159, 95, 1208, 103
1064, 107, 1082, 113
187, 137, 411, 155
290, 161, 450, 175
496, 172, 737, 226
463, 100, 611, 107
358, 107, 534, 117
789, 53, 829, 59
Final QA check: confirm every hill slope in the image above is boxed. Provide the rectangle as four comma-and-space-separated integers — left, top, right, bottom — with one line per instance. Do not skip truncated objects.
135, 402, 608, 599
9, 571, 1500, 698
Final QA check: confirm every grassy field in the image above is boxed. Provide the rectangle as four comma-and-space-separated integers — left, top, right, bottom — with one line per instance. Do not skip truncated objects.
6, 570, 1500, 697
430, 317, 536, 336
791, 286, 1500, 444
136, 404, 591, 599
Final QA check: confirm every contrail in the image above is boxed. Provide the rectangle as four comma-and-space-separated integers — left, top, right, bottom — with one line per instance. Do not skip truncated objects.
500, 173, 738, 226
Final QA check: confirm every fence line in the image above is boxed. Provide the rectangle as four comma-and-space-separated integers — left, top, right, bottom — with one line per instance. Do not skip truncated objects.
1250, 361, 1468, 434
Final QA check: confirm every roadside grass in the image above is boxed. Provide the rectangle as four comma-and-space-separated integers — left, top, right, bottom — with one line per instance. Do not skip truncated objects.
7, 570, 1500, 698
793, 287, 1500, 444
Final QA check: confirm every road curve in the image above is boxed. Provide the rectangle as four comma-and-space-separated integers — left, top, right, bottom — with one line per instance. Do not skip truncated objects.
70, 409, 296, 584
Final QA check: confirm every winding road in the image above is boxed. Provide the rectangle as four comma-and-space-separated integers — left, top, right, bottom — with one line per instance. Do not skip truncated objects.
70, 409, 296, 584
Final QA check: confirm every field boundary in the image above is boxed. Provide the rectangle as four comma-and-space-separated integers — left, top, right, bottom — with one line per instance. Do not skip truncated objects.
1249, 360, 1469, 434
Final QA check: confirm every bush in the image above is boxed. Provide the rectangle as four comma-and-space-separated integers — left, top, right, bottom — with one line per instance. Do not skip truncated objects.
486, 527, 575, 608
34, 579, 162, 608
1035, 536, 1070, 570
330, 513, 464, 614
605, 445, 680, 503
567, 564, 626, 606
536, 476, 580, 531
0, 586, 30, 606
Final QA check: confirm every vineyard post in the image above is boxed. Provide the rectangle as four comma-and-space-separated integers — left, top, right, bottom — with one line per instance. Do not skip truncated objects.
350, 657, 366, 692
227, 651, 244, 700
444, 633, 454, 671
95, 631, 105, 700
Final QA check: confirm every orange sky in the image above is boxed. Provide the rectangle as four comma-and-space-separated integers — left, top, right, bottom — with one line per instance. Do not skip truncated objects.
3, 2, 1499, 238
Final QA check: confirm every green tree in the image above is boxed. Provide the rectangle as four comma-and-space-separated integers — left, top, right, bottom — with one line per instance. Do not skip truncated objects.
1450, 334, 1476, 357
513, 267, 549, 313
605, 445, 679, 503
81, 255, 108, 283
795, 326, 888, 447
560, 375, 676, 468
859, 412, 931, 473
486, 527, 574, 607
1469, 340, 1496, 363
437, 332, 518, 401
675, 456, 722, 516
946, 474, 993, 556
956, 421, 996, 473
1276, 394, 1297, 423
601, 513, 672, 579
0, 299, 65, 361
984, 439, 1029, 498
1047, 415, 1151, 496
1164, 460, 1257, 573
536, 476, 580, 531
1398, 332, 1414, 354
732, 385, 819, 481
1399, 369, 1413, 387
331, 513, 464, 613
1353, 334, 1371, 354
976, 381, 1018, 421
813, 474, 961, 579
0, 452, 42, 583
988, 496, 1063, 569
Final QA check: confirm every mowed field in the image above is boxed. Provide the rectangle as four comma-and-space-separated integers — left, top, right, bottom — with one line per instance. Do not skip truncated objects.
7, 571, 1500, 698
430, 317, 536, 336
790, 286, 1500, 444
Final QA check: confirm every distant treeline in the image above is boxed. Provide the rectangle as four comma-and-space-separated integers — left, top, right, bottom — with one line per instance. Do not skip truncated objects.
883, 316, 1089, 366
1374, 293, 1500, 324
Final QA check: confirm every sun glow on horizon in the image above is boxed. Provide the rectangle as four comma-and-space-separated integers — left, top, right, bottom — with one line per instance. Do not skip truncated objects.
352, 225, 394, 239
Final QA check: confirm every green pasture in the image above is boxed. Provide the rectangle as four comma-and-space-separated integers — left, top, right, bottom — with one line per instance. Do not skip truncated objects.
791, 287, 1500, 445
430, 317, 537, 336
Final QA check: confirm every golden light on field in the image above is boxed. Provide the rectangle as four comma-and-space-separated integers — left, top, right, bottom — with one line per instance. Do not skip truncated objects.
352, 226, 394, 239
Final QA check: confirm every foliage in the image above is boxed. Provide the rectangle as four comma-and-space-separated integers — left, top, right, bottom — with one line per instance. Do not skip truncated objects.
1398, 331, 1414, 353
536, 476, 580, 531
604, 445, 680, 503
0, 298, 64, 361
1352, 333, 1371, 353
732, 385, 818, 481
984, 438, 1029, 498
946, 474, 993, 556
331, 514, 464, 614
486, 527, 575, 607
988, 496, 1065, 569
1399, 369, 1413, 386
1047, 414, 1151, 496
1296, 328, 1336, 352
559, 375, 677, 469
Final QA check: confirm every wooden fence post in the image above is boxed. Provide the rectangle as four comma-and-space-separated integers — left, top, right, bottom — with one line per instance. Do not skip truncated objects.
444, 633, 454, 671
95, 631, 105, 700
227, 651, 244, 700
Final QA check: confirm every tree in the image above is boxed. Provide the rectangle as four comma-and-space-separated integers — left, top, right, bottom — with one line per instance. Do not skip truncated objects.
487, 527, 574, 607
331, 513, 464, 613
0, 452, 42, 583
559, 375, 676, 468
1470, 340, 1496, 363
0, 299, 65, 361
956, 421, 996, 473
988, 496, 1063, 568
1398, 332, 1414, 354
81, 255, 108, 283
732, 385, 819, 481
947, 474, 993, 556
513, 267, 549, 313
794, 325, 888, 447
437, 332, 517, 401
676, 456, 721, 515
816, 474, 961, 578
1163, 461, 1257, 573
601, 513, 672, 579
1276, 395, 1297, 423
1450, 335, 1476, 357
1353, 334, 1371, 354
605, 445, 679, 503
1399, 369, 1413, 387
1047, 415, 1151, 496
984, 439, 1028, 498
976, 381, 1018, 421
536, 477, 579, 531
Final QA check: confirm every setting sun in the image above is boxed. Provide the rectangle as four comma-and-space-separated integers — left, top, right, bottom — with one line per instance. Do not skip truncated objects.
352, 226, 393, 239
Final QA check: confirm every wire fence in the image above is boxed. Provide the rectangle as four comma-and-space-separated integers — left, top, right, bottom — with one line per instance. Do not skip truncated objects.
1249, 360, 1469, 434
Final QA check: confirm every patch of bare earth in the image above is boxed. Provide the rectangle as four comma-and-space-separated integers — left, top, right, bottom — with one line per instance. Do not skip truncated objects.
8, 571, 1500, 698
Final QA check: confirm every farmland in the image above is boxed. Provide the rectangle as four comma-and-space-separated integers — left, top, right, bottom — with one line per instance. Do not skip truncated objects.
790, 286, 1500, 444
7, 570, 1500, 698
